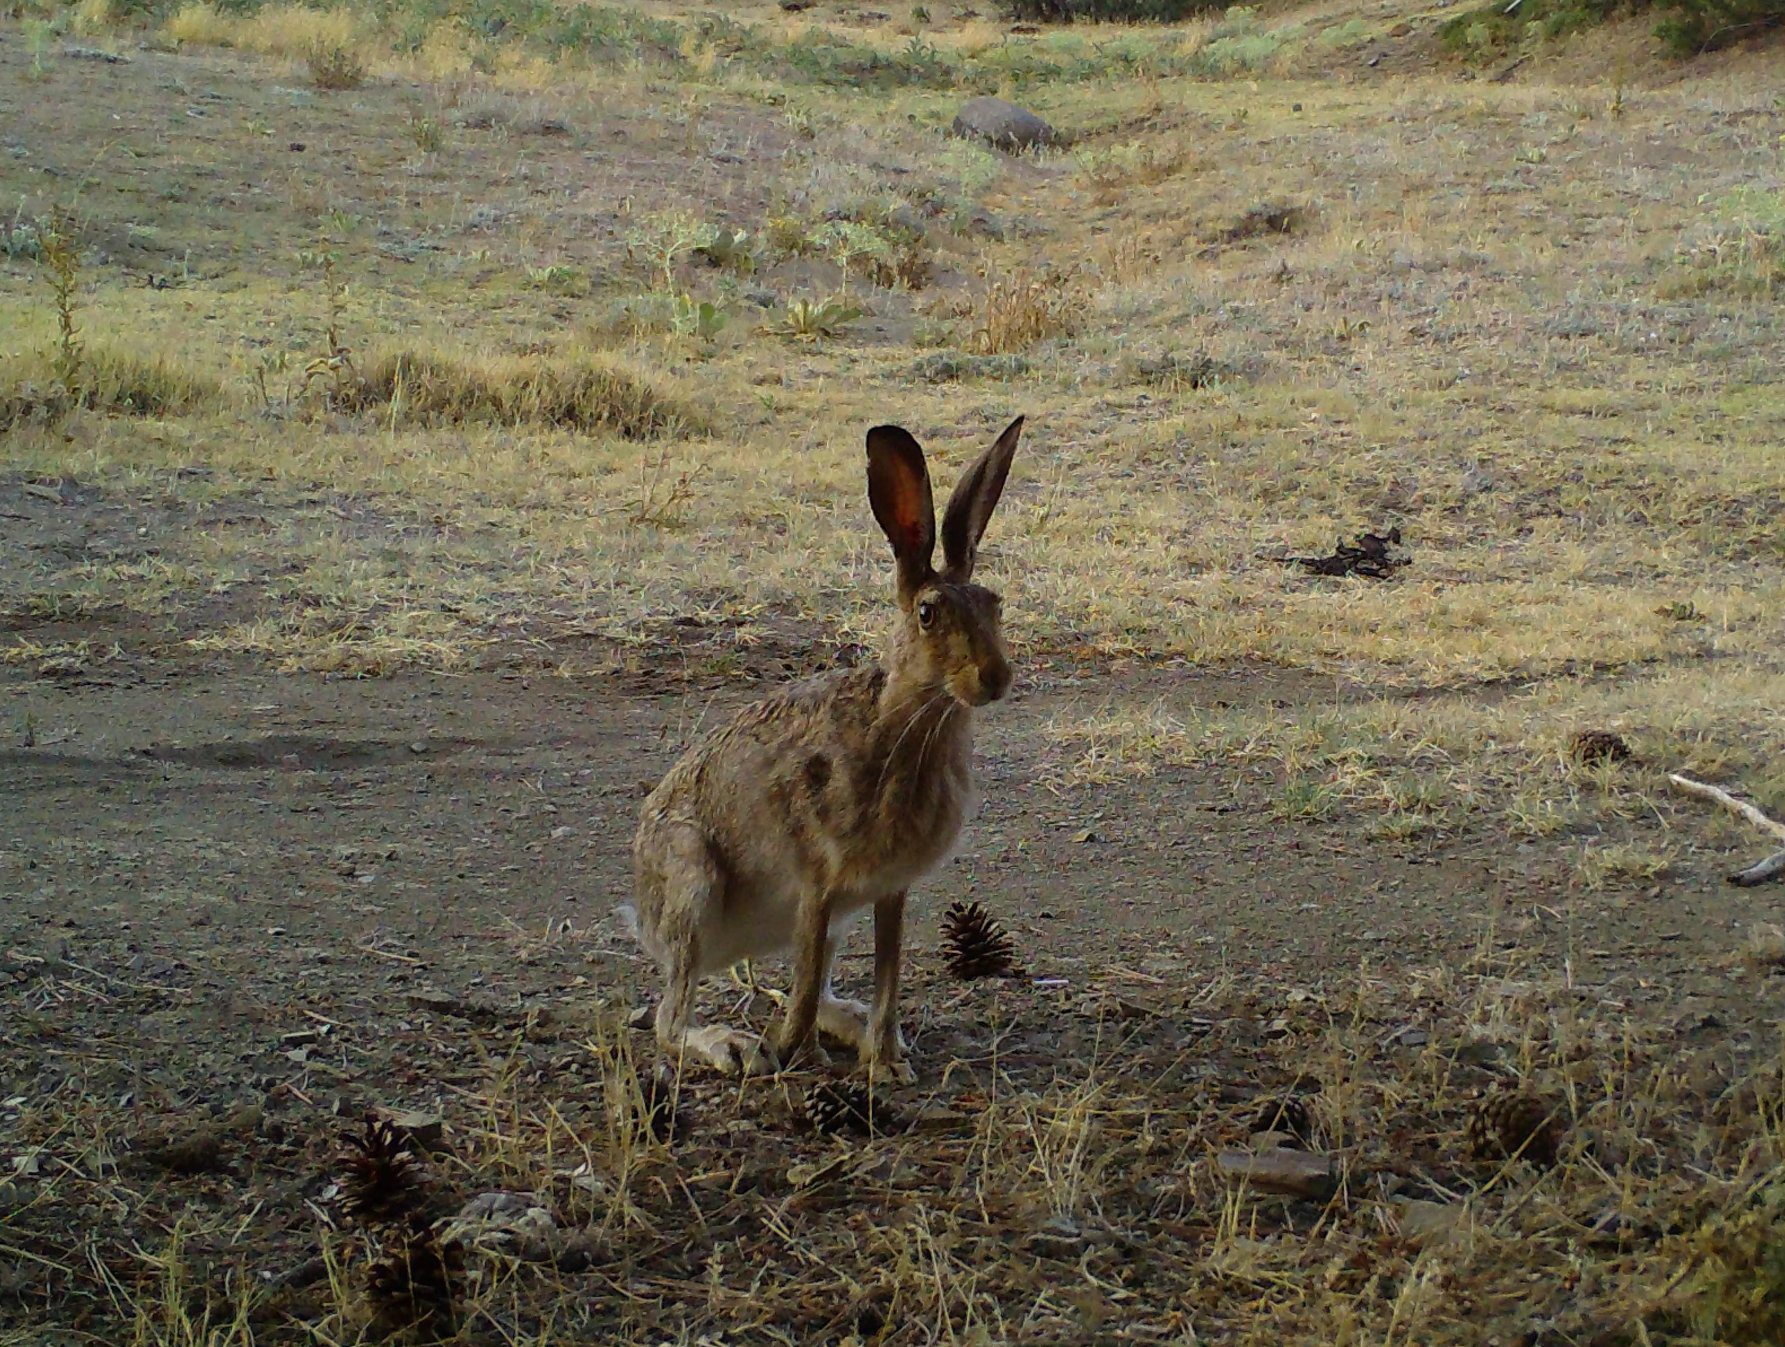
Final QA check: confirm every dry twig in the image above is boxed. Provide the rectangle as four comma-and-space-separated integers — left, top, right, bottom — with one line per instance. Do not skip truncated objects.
1667, 772, 1785, 886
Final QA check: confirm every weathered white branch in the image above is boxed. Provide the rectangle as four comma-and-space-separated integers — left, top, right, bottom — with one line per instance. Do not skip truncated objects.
1668, 772, 1785, 886
1729, 849, 1785, 888
1668, 774, 1785, 842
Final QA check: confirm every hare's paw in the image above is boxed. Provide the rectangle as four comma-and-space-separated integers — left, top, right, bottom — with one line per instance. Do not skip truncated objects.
817, 996, 872, 1053
683, 1025, 777, 1078
771, 1023, 834, 1072
861, 1044, 918, 1086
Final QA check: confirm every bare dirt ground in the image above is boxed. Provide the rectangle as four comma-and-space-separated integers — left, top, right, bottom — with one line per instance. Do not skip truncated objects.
2, 1, 1783, 1343
5, 548, 1783, 1343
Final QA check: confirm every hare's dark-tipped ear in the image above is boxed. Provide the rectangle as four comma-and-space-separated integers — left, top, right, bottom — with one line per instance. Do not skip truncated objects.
940, 415, 1022, 581
866, 425, 936, 604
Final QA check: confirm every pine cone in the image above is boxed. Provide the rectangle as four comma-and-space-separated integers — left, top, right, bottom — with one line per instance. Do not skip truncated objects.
1253, 1094, 1318, 1147
366, 1217, 460, 1333
1570, 729, 1632, 766
635, 1063, 684, 1144
805, 1080, 892, 1137
1467, 1088, 1564, 1169
339, 1115, 422, 1225
942, 900, 1018, 980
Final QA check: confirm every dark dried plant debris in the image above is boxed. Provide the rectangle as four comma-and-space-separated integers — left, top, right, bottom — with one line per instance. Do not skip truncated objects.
1571, 729, 1634, 766
942, 900, 1020, 979
365, 1216, 462, 1335
1207, 200, 1308, 249
805, 1080, 897, 1137
1467, 1087, 1565, 1170
135, 1124, 228, 1175
1285, 527, 1411, 580
340, 1115, 424, 1225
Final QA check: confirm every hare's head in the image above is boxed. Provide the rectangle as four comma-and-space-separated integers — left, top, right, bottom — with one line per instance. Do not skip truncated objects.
866, 416, 1022, 709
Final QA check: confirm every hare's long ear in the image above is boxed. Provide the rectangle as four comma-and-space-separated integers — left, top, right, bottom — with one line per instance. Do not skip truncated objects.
867, 425, 936, 606
940, 415, 1022, 581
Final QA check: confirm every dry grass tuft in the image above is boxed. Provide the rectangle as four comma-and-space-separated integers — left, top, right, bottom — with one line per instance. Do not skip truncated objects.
305, 39, 368, 91
163, 0, 234, 47
1743, 923, 1785, 974
1652, 1178, 1785, 1344
164, 1, 378, 92
1, 345, 222, 429
341, 349, 697, 438
1078, 135, 1200, 206
965, 266, 1079, 354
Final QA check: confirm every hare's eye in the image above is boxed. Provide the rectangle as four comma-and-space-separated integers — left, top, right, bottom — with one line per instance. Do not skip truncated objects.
917, 601, 937, 628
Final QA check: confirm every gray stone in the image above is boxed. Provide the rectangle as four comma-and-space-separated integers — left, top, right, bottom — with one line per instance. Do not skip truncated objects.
1216, 1148, 1335, 1201
951, 96, 1058, 152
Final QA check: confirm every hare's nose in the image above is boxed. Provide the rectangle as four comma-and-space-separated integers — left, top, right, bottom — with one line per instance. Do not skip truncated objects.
981, 658, 1012, 703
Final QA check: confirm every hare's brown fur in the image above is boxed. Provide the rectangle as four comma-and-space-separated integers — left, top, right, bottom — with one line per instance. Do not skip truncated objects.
626, 418, 1024, 1080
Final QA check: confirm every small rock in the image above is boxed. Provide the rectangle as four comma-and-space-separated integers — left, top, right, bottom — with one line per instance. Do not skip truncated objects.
456, 1190, 545, 1222
951, 96, 1058, 152
1453, 1039, 1507, 1069
445, 1191, 558, 1259
1392, 1197, 1466, 1244
1216, 1148, 1335, 1201
406, 988, 463, 1016
379, 1108, 446, 1152
549, 1227, 605, 1271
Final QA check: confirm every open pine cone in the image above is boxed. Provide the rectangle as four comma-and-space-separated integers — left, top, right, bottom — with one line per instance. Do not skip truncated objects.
366, 1216, 461, 1334
805, 1080, 892, 1137
1467, 1088, 1564, 1169
1253, 1094, 1318, 1148
1570, 729, 1632, 766
339, 1115, 423, 1225
942, 900, 1019, 980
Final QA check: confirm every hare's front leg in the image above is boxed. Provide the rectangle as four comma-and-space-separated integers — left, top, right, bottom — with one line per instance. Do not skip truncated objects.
772, 889, 835, 1069
863, 891, 916, 1084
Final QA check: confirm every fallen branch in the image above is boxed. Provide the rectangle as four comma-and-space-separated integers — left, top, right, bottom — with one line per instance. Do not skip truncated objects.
1667, 772, 1785, 887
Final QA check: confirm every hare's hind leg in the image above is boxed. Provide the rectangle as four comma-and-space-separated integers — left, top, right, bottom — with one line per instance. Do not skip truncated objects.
644, 825, 775, 1078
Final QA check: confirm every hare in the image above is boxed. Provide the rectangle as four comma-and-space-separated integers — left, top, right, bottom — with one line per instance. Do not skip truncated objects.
623, 416, 1024, 1082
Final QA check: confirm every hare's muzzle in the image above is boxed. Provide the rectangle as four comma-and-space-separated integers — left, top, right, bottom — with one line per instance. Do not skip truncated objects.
953, 652, 1012, 707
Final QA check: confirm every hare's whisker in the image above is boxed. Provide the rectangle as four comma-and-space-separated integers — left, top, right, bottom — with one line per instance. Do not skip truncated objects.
876, 688, 952, 801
